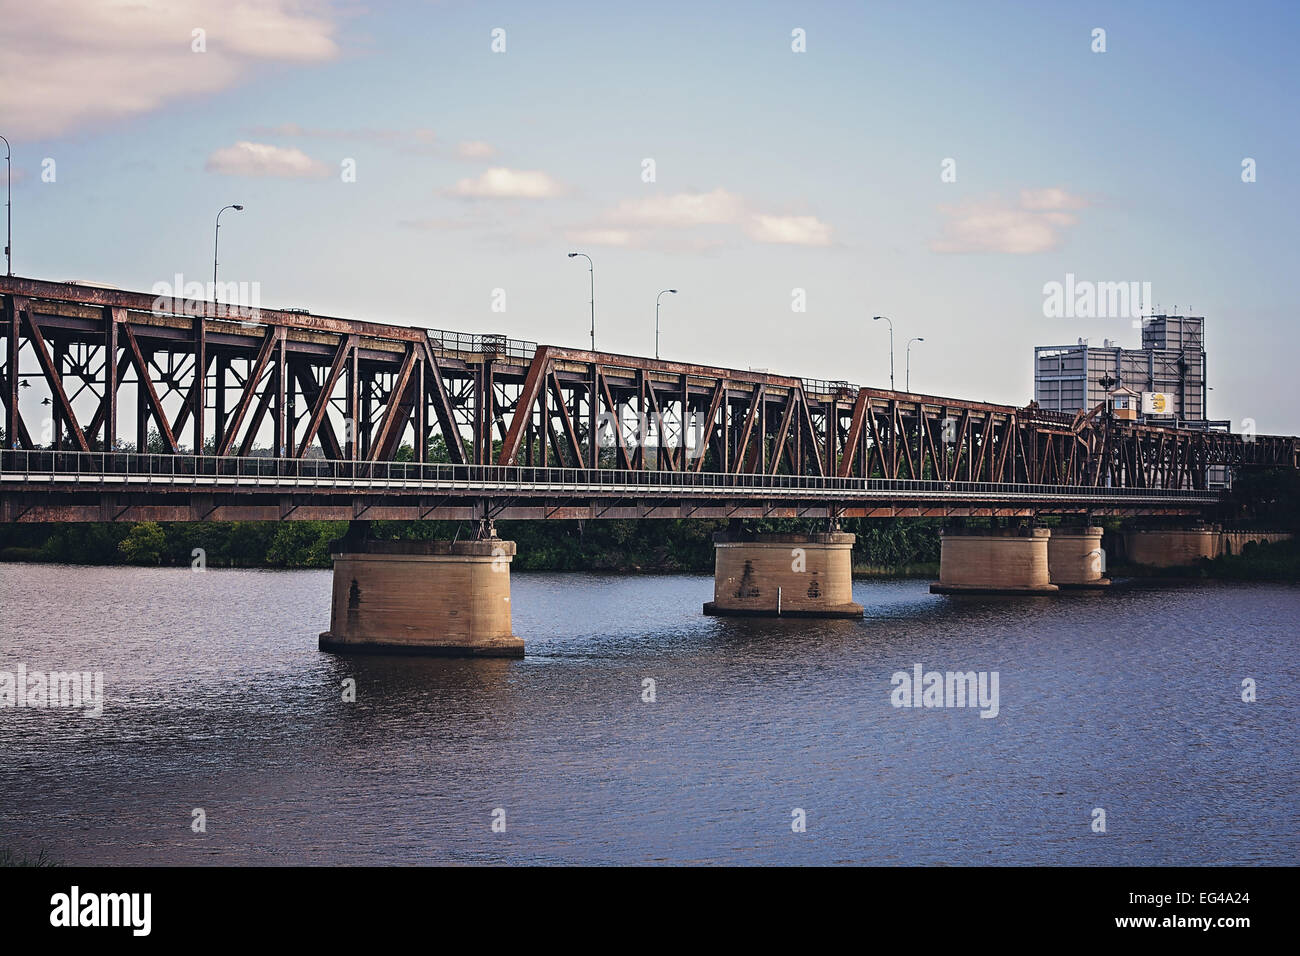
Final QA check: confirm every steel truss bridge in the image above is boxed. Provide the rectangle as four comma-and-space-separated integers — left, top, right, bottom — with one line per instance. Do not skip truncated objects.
1, 276, 1295, 523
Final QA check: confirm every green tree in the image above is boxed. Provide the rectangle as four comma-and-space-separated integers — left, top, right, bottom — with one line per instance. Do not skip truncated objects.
118, 522, 168, 564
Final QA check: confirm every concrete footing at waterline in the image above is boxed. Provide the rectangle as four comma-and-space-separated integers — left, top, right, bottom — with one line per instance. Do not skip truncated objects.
318, 537, 524, 658
929, 527, 1060, 595
1121, 526, 1293, 568
1046, 526, 1112, 589
702, 531, 864, 618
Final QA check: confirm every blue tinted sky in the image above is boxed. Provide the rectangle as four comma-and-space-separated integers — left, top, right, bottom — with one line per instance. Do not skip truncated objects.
3, 0, 1297, 431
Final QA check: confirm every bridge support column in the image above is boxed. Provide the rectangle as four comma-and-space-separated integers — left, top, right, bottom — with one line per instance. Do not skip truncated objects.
1122, 526, 1220, 568
930, 527, 1059, 595
703, 531, 863, 618
1047, 526, 1111, 589
319, 536, 523, 657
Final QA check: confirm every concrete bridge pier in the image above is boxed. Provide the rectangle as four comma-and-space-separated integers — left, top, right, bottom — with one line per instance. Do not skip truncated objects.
1047, 526, 1111, 589
703, 530, 864, 618
930, 526, 1059, 595
319, 522, 523, 657
1122, 524, 1295, 566
1122, 525, 1221, 567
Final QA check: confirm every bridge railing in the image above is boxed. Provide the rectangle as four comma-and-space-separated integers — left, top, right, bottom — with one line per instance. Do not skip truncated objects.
0, 449, 1223, 501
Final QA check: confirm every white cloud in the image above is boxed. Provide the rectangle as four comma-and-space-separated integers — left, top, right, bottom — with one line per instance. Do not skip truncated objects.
1019, 187, 1089, 211
586, 188, 832, 248
205, 141, 330, 178
447, 167, 566, 199
747, 214, 833, 246
0, 0, 342, 140
456, 140, 497, 160
564, 228, 635, 247
246, 125, 438, 157
248, 124, 436, 147
930, 188, 1091, 254
611, 188, 747, 226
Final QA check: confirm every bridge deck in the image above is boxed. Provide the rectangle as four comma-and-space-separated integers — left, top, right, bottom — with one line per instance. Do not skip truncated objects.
0, 450, 1221, 523
2, 275, 1295, 526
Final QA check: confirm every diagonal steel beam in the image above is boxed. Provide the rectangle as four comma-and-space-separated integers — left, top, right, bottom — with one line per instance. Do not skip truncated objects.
420, 340, 467, 465
497, 346, 553, 465
369, 344, 417, 461
22, 307, 90, 451
298, 334, 355, 457
121, 321, 178, 454
597, 367, 634, 471
218, 326, 278, 456
836, 389, 869, 477
293, 362, 344, 459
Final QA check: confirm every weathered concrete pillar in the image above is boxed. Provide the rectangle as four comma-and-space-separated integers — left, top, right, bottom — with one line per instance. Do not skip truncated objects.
1219, 530, 1293, 555
1122, 527, 1220, 567
1047, 526, 1111, 588
703, 531, 863, 618
930, 527, 1058, 594
319, 537, 523, 657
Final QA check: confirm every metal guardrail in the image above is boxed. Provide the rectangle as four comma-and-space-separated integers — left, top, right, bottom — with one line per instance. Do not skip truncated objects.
0, 450, 1224, 503
800, 378, 858, 396
425, 329, 537, 360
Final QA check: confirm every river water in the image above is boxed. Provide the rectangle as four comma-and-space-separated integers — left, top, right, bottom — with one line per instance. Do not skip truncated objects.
0, 562, 1295, 865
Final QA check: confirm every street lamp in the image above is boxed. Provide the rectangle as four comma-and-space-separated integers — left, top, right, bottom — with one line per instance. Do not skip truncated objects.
655, 289, 677, 359
1, 134, 11, 276
873, 315, 895, 391
906, 337, 924, 392
213, 203, 244, 299
568, 252, 595, 351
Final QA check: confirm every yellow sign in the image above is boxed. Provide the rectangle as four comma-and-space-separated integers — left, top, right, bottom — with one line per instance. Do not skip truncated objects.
1142, 392, 1171, 415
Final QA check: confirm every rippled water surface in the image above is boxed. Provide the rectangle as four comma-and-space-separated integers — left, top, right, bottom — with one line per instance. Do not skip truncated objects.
0, 562, 1296, 865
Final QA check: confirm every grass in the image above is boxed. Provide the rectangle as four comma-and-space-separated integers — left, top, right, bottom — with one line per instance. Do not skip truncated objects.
0, 846, 59, 867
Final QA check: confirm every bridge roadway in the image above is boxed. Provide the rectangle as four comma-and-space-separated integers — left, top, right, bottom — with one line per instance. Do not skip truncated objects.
0, 449, 1220, 523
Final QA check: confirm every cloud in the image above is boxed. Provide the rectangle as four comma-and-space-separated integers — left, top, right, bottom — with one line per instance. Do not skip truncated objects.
611, 188, 748, 226
746, 214, 833, 246
0, 1, 342, 140
446, 167, 567, 199
1018, 187, 1089, 211
456, 140, 497, 160
930, 188, 1091, 254
564, 228, 636, 247
205, 141, 331, 178
587, 188, 833, 248
399, 217, 479, 232
247, 124, 437, 152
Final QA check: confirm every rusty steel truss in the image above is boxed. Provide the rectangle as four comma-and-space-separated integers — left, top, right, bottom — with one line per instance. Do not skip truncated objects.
1, 276, 1295, 522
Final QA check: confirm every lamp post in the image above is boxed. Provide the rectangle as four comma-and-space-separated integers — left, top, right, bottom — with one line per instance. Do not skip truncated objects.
568, 252, 595, 351
1, 134, 11, 276
655, 289, 677, 359
873, 315, 895, 391
213, 203, 244, 299
906, 337, 924, 392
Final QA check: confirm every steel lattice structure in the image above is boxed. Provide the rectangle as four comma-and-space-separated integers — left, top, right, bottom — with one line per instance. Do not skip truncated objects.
1, 276, 1295, 523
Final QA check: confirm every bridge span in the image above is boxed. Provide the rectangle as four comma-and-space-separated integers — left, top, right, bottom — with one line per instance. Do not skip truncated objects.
2, 275, 1296, 656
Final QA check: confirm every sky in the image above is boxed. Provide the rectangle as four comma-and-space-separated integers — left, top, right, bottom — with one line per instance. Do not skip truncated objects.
2, 0, 1297, 433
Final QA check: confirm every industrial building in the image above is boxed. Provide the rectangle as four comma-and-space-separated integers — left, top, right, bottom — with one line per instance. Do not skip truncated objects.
1034, 315, 1210, 423
1034, 315, 1232, 485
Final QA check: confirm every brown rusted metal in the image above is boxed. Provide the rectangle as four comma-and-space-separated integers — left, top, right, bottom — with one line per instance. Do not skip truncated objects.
1, 276, 1295, 500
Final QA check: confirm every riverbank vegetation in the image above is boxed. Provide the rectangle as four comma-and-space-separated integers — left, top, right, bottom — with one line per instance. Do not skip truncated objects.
0, 517, 944, 575
1, 469, 1294, 578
